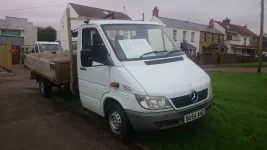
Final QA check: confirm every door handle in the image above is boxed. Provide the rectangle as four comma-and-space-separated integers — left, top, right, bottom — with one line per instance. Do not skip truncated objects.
80, 67, 87, 71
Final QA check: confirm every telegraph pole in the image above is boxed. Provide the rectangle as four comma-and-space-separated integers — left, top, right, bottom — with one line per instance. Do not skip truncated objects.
257, 0, 264, 73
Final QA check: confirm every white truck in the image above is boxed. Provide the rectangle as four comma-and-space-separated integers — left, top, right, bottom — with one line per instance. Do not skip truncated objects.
25, 20, 213, 140
33, 41, 63, 53
22, 41, 63, 64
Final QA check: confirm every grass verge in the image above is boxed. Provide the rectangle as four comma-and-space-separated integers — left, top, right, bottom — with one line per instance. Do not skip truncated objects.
139, 72, 267, 150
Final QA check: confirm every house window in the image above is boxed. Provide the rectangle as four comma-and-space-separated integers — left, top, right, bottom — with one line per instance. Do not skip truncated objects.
173, 30, 177, 40
211, 34, 213, 42
218, 35, 221, 43
227, 35, 232, 40
191, 32, 195, 42
244, 37, 247, 45
183, 31, 187, 41
249, 38, 253, 46
203, 33, 207, 42
123, 31, 129, 39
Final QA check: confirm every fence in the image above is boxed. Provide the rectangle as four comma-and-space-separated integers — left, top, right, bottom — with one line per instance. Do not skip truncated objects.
0, 45, 12, 71
201, 53, 255, 65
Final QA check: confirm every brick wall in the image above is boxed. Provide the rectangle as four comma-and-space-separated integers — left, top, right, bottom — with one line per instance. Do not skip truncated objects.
199, 32, 224, 53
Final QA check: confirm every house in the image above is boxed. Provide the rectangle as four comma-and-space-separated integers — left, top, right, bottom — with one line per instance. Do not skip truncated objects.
213, 18, 258, 55
0, 16, 37, 46
0, 16, 37, 64
60, 3, 131, 51
150, 7, 224, 59
199, 19, 227, 54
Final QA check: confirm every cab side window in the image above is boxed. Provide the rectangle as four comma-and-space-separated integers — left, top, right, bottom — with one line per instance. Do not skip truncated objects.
82, 28, 109, 66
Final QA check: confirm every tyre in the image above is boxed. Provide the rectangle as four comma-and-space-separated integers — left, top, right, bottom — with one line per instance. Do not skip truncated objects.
39, 77, 52, 98
106, 103, 130, 141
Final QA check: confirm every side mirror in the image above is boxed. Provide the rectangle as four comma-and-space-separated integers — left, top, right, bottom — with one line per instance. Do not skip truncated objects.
81, 49, 93, 67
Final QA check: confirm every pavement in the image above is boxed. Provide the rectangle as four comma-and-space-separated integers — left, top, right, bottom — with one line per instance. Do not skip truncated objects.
0, 65, 134, 150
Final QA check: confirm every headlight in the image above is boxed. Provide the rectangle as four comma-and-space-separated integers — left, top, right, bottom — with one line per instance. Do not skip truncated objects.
135, 95, 172, 110
209, 82, 212, 94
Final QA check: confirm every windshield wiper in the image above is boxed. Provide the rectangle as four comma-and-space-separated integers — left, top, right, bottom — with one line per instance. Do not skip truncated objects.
166, 50, 183, 56
139, 51, 167, 58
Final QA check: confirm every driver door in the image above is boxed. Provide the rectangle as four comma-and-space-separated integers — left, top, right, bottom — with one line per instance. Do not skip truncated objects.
78, 26, 110, 115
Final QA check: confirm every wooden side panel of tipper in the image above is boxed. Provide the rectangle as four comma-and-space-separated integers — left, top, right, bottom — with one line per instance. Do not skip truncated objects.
54, 51, 77, 85
24, 53, 56, 81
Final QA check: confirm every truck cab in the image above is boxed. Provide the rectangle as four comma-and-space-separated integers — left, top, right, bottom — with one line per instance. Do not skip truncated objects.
33, 41, 63, 53
75, 20, 213, 140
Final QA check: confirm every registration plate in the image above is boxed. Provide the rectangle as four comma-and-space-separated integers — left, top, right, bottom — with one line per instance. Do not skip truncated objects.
184, 109, 205, 123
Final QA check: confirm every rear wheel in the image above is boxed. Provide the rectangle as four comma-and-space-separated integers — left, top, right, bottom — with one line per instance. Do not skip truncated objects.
39, 77, 52, 98
106, 103, 130, 141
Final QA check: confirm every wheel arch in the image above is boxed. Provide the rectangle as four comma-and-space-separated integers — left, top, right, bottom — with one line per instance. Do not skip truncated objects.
101, 95, 124, 117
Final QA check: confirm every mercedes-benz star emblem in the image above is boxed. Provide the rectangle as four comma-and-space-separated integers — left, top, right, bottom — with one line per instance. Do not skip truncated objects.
190, 90, 198, 102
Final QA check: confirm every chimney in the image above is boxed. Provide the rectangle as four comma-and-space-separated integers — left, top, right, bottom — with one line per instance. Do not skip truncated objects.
152, 6, 159, 17
209, 19, 214, 27
223, 17, 230, 24
142, 13, 145, 21
244, 24, 247, 28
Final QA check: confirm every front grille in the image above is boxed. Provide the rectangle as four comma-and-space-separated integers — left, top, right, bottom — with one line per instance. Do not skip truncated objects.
171, 89, 208, 108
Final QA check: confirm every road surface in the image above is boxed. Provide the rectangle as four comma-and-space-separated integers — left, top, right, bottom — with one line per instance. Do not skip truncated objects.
0, 65, 131, 150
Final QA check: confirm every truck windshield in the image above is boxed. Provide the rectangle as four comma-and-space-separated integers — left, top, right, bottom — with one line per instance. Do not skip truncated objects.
101, 24, 183, 61
39, 44, 63, 52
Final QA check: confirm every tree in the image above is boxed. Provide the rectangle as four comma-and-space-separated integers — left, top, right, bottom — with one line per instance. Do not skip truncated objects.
37, 26, 57, 41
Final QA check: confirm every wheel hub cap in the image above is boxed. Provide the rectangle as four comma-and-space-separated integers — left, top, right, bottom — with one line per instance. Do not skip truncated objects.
109, 111, 122, 134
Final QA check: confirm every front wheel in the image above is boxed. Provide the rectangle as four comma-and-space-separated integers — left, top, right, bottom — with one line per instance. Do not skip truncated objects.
39, 78, 52, 98
106, 103, 131, 141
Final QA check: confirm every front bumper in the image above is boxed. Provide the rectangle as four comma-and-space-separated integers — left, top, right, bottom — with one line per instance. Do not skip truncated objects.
125, 96, 213, 131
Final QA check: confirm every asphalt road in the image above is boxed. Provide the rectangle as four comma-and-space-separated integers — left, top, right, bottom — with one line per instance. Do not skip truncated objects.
0, 65, 131, 150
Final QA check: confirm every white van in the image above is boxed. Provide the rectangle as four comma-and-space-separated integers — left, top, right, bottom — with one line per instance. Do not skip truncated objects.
33, 41, 63, 53
27, 20, 213, 141
77, 20, 213, 140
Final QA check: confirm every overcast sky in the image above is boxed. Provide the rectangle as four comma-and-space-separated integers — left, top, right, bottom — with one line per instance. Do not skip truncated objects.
0, 0, 265, 36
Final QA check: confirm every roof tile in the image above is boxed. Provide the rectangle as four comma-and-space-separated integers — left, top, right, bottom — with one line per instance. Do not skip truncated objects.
216, 21, 257, 37
69, 3, 131, 20
157, 17, 222, 34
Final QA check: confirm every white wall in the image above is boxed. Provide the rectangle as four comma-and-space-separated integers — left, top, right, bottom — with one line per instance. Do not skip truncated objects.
151, 16, 200, 52
60, 4, 80, 51
214, 22, 225, 35
165, 28, 200, 52
240, 35, 253, 46
225, 35, 254, 53
151, 16, 166, 26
